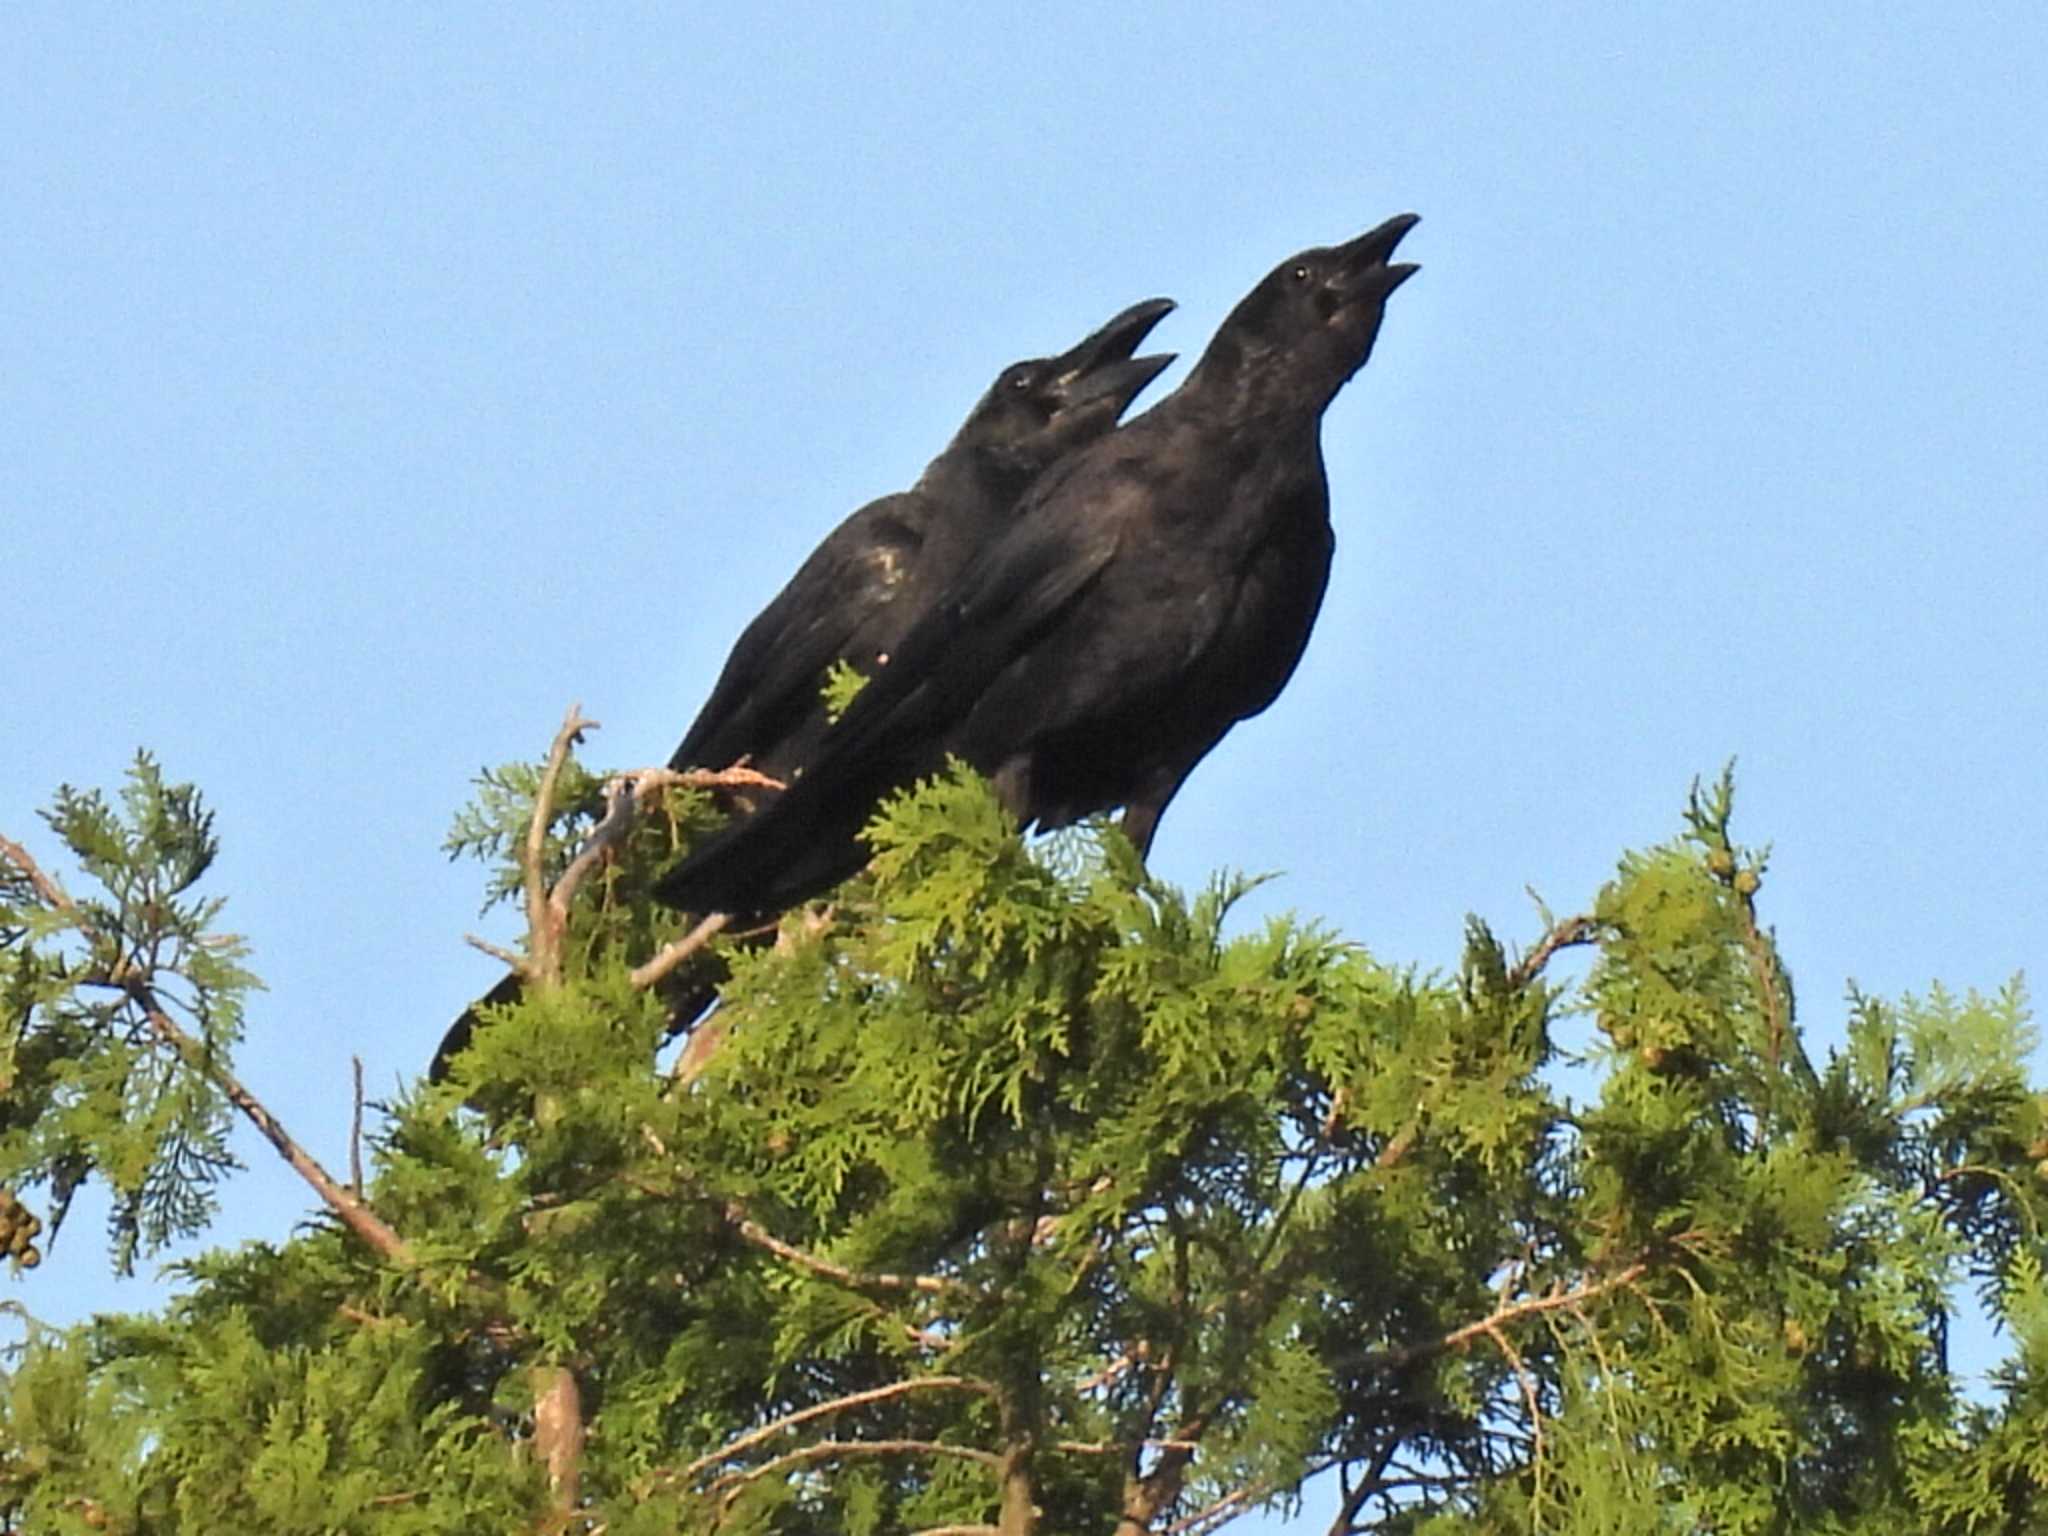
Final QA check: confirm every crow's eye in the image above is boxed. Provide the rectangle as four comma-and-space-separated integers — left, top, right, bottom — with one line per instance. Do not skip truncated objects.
1292, 264, 1313, 282
1008, 371, 1034, 393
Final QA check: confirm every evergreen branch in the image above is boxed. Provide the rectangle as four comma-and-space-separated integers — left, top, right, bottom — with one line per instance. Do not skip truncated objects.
706, 1438, 1001, 1503
911, 1527, 1001, 1535
724, 1200, 978, 1302
671, 1376, 997, 1487
0, 835, 418, 1269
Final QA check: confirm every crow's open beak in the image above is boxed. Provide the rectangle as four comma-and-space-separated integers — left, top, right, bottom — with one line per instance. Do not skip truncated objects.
1056, 297, 1174, 379
1333, 213, 1421, 301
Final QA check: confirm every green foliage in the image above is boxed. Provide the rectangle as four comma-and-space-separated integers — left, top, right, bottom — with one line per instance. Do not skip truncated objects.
820, 659, 870, 724
4, 751, 2047, 1533
0, 754, 256, 1275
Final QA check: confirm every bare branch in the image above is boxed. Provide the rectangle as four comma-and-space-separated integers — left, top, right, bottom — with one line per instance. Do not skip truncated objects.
671, 1014, 728, 1088
723, 1200, 976, 1303
349, 1055, 365, 1197
0, 834, 69, 910
708, 1438, 1000, 1502
1347, 1262, 1649, 1375
550, 762, 785, 919
672, 1376, 996, 1486
1507, 913, 1598, 993
523, 703, 596, 987
531, 1364, 585, 1526
632, 911, 729, 992
462, 932, 527, 971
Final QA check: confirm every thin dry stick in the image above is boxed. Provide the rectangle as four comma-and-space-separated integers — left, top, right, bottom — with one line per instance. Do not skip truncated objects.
708, 1438, 1000, 1503
1507, 914, 1598, 992
462, 933, 525, 970
632, 911, 729, 991
674, 1376, 996, 1486
670, 1015, 728, 1089
551, 763, 784, 920
0, 836, 417, 1269
723, 1200, 975, 1302
1323, 1441, 1400, 1536
1483, 1319, 1544, 1508
349, 1055, 365, 1197
1358, 1262, 1650, 1374
524, 704, 596, 986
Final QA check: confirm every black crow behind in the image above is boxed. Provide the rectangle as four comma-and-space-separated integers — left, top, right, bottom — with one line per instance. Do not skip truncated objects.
429, 299, 1175, 1082
654, 214, 1420, 916
668, 297, 1177, 787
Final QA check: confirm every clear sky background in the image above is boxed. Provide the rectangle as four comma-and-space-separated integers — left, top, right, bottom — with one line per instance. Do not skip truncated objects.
6, 8, 2045, 1529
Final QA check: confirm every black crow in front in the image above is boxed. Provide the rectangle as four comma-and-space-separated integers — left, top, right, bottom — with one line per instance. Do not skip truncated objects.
654, 214, 1420, 916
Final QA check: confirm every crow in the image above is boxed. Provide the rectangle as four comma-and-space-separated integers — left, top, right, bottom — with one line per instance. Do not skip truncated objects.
668, 297, 1177, 787
653, 214, 1419, 917
429, 300, 1176, 1082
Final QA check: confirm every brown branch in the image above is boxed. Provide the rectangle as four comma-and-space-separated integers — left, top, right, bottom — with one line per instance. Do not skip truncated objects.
671, 1014, 728, 1088
671, 1375, 996, 1486
138, 980, 417, 1266
0, 834, 69, 909
912, 1528, 1001, 1536
462, 932, 527, 971
1483, 1318, 1544, 1501
1324, 1441, 1399, 1536
349, 1055, 365, 1197
1507, 913, 1598, 992
708, 1438, 1000, 1502
546, 763, 780, 920
523, 703, 596, 987
632, 911, 729, 992
531, 1364, 585, 1529
723, 1200, 975, 1303
1350, 1262, 1649, 1375
1055, 1437, 1200, 1457
0, 835, 418, 1269
1733, 882, 1790, 1087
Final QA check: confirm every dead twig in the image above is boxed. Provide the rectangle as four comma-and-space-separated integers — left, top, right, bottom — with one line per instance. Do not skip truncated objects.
1349, 1262, 1649, 1375
670, 1376, 996, 1487
723, 1200, 976, 1303
707, 1438, 1000, 1504
632, 911, 729, 992
524, 704, 596, 987
462, 933, 525, 970
1507, 913, 1598, 993
349, 1055, 365, 1197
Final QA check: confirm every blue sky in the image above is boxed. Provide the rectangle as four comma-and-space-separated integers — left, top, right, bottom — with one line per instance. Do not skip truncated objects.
6, 7, 2046, 1528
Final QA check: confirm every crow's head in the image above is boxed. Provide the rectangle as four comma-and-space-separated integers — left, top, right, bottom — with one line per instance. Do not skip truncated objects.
1198, 213, 1420, 416
962, 297, 1176, 486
